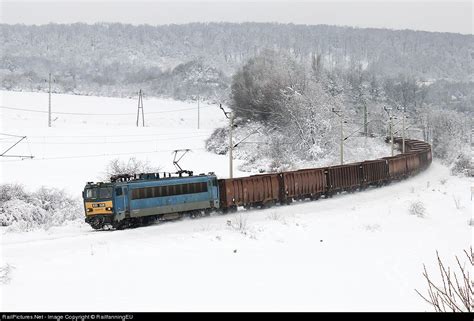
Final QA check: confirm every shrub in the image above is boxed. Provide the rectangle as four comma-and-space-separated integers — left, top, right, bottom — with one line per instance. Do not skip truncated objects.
0, 184, 29, 203
416, 248, 473, 312
0, 199, 47, 229
0, 264, 14, 284
451, 152, 471, 176
232, 213, 249, 233
409, 201, 426, 218
0, 184, 83, 231
102, 157, 160, 181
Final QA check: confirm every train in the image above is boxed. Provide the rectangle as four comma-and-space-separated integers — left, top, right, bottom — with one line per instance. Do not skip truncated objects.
82, 137, 432, 230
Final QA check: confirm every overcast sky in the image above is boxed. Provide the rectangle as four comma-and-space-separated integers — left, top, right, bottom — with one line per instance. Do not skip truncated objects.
1, 0, 472, 34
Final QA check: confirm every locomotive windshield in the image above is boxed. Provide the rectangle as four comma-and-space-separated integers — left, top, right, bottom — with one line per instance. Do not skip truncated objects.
85, 187, 113, 199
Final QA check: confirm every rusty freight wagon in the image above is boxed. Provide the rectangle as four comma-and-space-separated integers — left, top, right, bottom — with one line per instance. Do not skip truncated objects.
405, 152, 421, 175
361, 159, 389, 186
383, 155, 407, 180
406, 141, 429, 153
427, 148, 432, 164
280, 168, 326, 203
325, 163, 362, 194
218, 173, 280, 209
417, 150, 431, 169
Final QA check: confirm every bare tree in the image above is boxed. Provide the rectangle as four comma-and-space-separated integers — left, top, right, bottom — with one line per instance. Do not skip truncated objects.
415, 247, 473, 312
102, 157, 160, 181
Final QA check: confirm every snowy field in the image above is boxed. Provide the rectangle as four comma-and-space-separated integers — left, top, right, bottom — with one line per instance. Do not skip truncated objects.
0, 90, 243, 193
0, 90, 472, 311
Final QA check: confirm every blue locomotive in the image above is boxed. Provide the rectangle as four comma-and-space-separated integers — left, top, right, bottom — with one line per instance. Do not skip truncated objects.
83, 172, 220, 229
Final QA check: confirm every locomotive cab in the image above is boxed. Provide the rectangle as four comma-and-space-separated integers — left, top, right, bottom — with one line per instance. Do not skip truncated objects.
83, 183, 115, 229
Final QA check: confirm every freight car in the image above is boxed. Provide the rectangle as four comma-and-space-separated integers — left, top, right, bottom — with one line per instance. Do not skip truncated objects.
218, 173, 280, 210
280, 168, 327, 203
83, 137, 432, 230
383, 155, 407, 180
326, 163, 363, 195
361, 159, 389, 187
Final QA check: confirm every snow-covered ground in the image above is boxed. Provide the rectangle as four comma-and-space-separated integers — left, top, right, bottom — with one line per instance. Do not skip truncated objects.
0, 90, 472, 311
0, 90, 246, 193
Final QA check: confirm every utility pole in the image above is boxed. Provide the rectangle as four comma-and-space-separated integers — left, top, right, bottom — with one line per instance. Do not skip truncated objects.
332, 108, 344, 165
363, 102, 368, 152
396, 104, 407, 153
390, 114, 394, 156
340, 113, 343, 164
384, 106, 394, 156
229, 111, 234, 178
402, 105, 406, 153
136, 89, 145, 127
363, 102, 368, 138
219, 104, 234, 178
197, 94, 200, 130
48, 73, 52, 127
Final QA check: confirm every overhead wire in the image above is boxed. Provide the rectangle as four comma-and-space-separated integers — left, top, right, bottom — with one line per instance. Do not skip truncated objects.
0, 132, 27, 138
0, 102, 283, 162
0, 147, 208, 163
0, 100, 226, 163
0, 104, 213, 116
2, 131, 213, 139
0, 134, 211, 145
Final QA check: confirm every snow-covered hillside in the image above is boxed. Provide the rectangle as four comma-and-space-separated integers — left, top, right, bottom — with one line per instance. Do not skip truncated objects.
0, 90, 238, 193
0, 90, 472, 311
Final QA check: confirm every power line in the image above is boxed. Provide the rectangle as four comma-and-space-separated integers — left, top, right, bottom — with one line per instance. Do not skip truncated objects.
0, 134, 34, 159
0, 148, 207, 163
0, 104, 212, 116
0, 102, 285, 118
1, 132, 213, 139
0, 132, 27, 138
0, 134, 211, 145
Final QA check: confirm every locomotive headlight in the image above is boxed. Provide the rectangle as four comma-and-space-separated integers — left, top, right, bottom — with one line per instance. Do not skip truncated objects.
87, 208, 93, 212
106, 207, 113, 211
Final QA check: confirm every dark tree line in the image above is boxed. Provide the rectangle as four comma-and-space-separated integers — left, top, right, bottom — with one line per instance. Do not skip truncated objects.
1, 22, 472, 101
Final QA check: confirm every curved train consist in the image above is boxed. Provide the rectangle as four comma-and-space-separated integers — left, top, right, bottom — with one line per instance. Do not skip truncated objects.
82, 137, 432, 230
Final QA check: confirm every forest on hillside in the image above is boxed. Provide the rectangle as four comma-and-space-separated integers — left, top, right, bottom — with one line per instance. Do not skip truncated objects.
1, 22, 472, 170
1, 22, 473, 99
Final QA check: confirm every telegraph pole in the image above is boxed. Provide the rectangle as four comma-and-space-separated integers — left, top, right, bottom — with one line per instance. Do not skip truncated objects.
402, 106, 406, 153
384, 106, 394, 156
363, 102, 368, 137
396, 104, 406, 153
332, 108, 344, 165
363, 102, 368, 152
219, 104, 234, 178
390, 114, 394, 156
48, 73, 52, 127
229, 111, 234, 178
340, 113, 343, 164
389, 108, 394, 156
136, 89, 145, 127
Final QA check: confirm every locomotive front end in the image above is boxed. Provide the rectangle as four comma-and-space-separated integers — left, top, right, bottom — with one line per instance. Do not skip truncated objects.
83, 183, 115, 229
